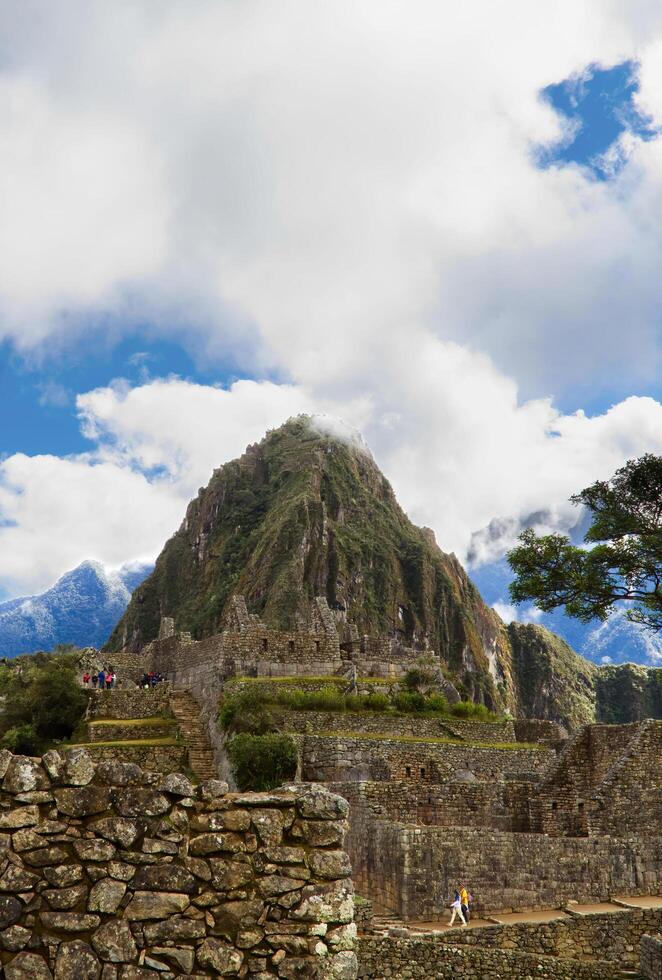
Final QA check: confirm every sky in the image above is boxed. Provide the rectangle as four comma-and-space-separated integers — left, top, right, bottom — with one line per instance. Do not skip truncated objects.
2, 1, 662, 601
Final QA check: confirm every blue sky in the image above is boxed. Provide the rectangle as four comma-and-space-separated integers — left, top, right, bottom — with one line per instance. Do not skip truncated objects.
538, 60, 658, 178
1, 2, 662, 603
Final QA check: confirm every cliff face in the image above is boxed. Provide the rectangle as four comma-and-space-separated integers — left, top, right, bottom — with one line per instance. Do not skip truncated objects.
107, 416, 662, 728
106, 418, 515, 711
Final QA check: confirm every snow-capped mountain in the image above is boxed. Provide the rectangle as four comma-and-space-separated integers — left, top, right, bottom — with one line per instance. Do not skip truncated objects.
0, 560, 153, 658
470, 559, 662, 667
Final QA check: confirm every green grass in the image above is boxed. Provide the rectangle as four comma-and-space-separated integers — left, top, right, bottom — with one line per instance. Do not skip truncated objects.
72, 737, 182, 748
303, 731, 547, 750
88, 716, 177, 728
231, 675, 345, 685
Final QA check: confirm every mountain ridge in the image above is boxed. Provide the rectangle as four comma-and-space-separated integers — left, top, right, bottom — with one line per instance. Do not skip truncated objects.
105, 415, 662, 728
0, 560, 152, 658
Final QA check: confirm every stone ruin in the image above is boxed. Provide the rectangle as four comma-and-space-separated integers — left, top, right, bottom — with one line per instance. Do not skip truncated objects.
84, 595, 662, 978
0, 746, 356, 978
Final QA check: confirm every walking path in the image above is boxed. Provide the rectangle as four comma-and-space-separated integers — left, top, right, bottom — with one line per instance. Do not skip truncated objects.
372, 894, 662, 935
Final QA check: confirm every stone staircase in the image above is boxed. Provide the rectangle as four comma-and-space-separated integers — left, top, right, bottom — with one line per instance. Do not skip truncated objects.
168, 690, 218, 781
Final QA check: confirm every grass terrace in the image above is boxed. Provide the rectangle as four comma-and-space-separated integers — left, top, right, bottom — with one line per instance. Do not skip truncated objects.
220, 678, 505, 726
303, 731, 545, 750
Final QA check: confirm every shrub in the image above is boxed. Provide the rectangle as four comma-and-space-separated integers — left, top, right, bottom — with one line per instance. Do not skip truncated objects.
403, 666, 437, 694
227, 733, 297, 791
393, 690, 426, 713
425, 693, 448, 714
0, 661, 87, 744
0, 724, 41, 755
449, 700, 498, 721
219, 688, 282, 736
363, 692, 389, 712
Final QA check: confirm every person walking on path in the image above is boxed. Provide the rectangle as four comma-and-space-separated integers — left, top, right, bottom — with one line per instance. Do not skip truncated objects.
448, 891, 467, 927
460, 885, 471, 923
91, 671, 98, 689
82, 672, 90, 686
98, 668, 106, 690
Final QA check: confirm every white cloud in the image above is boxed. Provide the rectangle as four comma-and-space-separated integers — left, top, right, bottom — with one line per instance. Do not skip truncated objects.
4, 368, 661, 598
0, 379, 317, 594
0, 1, 661, 390
1, 4, 662, 595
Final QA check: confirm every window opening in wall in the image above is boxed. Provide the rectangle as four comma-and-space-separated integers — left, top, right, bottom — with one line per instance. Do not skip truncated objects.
578, 801, 584, 812
405, 766, 411, 777
420, 767, 425, 778
551, 801, 557, 811
315, 640, 320, 653
262, 638, 268, 652
289, 640, 294, 652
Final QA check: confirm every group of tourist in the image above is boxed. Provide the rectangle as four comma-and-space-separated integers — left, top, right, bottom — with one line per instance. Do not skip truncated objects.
82, 667, 117, 689
448, 886, 473, 926
140, 671, 165, 689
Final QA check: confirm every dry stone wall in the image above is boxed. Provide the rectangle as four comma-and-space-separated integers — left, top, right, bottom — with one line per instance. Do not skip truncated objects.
445, 906, 662, 970
357, 936, 621, 979
87, 690, 172, 721
329, 780, 534, 833
298, 734, 552, 784
0, 748, 357, 979
342, 801, 662, 917
642, 934, 662, 980
81, 744, 188, 774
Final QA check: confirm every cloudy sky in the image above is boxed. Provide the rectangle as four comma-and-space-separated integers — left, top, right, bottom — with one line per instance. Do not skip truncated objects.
2, 0, 662, 599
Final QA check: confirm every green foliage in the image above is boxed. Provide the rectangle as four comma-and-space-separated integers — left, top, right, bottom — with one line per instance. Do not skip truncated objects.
219, 680, 498, 724
448, 700, 498, 721
508, 454, 662, 632
227, 733, 297, 791
403, 666, 438, 694
0, 658, 88, 750
0, 724, 41, 755
218, 688, 283, 736
392, 690, 426, 713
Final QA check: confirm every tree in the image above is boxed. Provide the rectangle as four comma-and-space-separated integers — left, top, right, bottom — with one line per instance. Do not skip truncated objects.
507, 454, 662, 632
0, 660, 87, 747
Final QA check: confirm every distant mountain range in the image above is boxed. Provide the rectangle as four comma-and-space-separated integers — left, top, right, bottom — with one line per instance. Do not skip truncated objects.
0, 560, 153, 658
470, 559, 662, 668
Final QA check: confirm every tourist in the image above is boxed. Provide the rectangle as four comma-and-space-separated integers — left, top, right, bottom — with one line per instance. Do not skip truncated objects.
448, 891, 467, 927
91, 671, 98, 688
141, 673, 150, 689
460, 885, 472, 923
106, 670, 114, 690
98, 668, 106, 689
82, 672, 90, 686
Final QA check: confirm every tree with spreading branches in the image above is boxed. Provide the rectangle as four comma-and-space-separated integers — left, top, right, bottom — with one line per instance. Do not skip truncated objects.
507, 454, 662, 632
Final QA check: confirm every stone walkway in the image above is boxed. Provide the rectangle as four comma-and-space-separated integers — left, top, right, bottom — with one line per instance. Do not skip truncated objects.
371, 895, 662, 935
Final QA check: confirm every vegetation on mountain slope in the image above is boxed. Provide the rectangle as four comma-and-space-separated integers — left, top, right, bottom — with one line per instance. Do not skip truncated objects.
107, 416, 662, 729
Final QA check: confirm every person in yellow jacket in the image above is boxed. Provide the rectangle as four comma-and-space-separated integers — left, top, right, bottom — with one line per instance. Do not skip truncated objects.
460, 885, 472, 923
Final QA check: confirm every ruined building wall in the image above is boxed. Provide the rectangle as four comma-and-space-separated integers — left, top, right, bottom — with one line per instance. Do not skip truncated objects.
358, 936, 623, 980
0, 748, 357, 979
340, 788, 662, 918
298, 734, 552, 784
642, 934, 662, 980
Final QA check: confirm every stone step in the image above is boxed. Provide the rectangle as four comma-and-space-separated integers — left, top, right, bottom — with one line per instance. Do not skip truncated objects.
168, 690, 218, 782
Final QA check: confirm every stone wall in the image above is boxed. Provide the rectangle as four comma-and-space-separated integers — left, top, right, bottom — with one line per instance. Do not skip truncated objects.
537, 720, 662, 838
0, 748, 357, 979
82, 743, 188, 774
513, 718, 568, 743
86, 689, 172, 720
357, 936, 621, 979
446, 906, 662, 970
341, 800, 662, 917
281, 710, 517, 744
642, 934, 662, 980
329, 779, 533, 833
87, 723, 177, 742
298, 734, 552, 784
